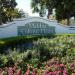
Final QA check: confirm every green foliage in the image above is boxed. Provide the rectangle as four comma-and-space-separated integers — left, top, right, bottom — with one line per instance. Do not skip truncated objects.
31, 0, 75, 25
0, 0, 17, 24
0, 54, 8, 67
0, 35, 75, 68
0, 35, 54, 53
33, 35, 75, 61
33, 38, 51, 61
29, 58, 39, 65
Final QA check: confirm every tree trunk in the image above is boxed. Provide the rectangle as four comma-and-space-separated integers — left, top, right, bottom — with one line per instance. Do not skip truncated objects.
9, 16, 12, 22
0, 18, 2, 25
47, 12, 50, 19
0, 14, 2, 25
47, 8, 52, 19
74, 16, 75, 20
67, 18, 70, 26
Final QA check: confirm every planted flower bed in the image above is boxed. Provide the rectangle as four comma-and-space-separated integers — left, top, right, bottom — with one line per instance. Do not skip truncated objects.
0, 59, 75, 75
0, 35, 75, 75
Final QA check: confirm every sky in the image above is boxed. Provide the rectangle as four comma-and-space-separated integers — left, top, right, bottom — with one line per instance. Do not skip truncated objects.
16, 0, 39, 16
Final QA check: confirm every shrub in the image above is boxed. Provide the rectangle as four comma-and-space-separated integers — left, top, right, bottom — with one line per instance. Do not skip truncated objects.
33, 38, 51, 61
22, 50, 32, 62
0, 35, 75, 69
0, 35, 54, 53
33, 35, 75, 61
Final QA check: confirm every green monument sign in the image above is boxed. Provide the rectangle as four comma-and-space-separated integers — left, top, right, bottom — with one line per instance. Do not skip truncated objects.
17, 22, 55, 36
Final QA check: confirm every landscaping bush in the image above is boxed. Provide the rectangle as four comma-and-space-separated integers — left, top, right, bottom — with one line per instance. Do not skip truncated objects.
33, 38, 51, 61
33, 35, 75, 62
0, 35, 55, 53
0, 35, 75, 74
0, 58, 75, 75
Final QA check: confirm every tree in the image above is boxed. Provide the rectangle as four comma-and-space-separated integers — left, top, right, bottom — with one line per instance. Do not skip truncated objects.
0, 0, 3, 24
12, 8, 29, 18
0, 0, 17, 24
18, 9, 26, 18
31, 0, 56, 18
55, 0, 75, 25
31, 0, 75, 25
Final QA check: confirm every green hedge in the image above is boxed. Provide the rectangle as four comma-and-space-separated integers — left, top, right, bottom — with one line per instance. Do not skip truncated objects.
0, 34, 75, 53
0, 34, 75, 67
0, 35, 55, 53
